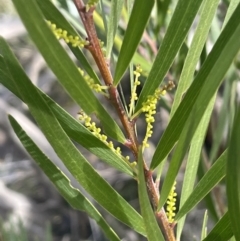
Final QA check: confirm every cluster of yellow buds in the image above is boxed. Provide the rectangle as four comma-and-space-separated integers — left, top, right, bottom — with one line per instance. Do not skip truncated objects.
141, 80, 175, 149
129, 66, 142, 115
78, 111, 130, 164
141, 88, 165, 148
47, 21, 89, 48
166, 181, 177, 223
78, 68, 108, 95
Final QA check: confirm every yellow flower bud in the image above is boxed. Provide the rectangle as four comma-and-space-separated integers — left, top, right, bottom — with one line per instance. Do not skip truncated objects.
166, 181, 177, 223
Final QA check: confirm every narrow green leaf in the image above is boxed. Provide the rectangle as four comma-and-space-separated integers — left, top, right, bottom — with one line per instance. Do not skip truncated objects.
229, 80, 238, 131
9, 115, 121, 241
0, 40, 133, 176
210, 14, 221, 43
175, 150, 227, 221
209, 73, 234, 163
135, 0, 204, 113
209, 0, 240, 162
151, 4, 240, 169
197, 158, 219, 222
138, 147, 164, 241
226, 106, 240, 241
0, 39, 145, 235
209, 82, 232, 163
222, 0, 240, 28
12, 0, 125, 142
127, 0, 134, 14
106, 0, 124, 58
114, 0, 154, 84
158, 94, 216, 210
201, 211, 208, 240
36, 0, 100, 85
176, 95, 215, 240
155, 0, 172, 30
99, 0, 108, 36
203, 212, 233, 241
60, 7, 86, 34
57, 0, 69, 11
92, 10, 152, 74
171, 0, 219, 116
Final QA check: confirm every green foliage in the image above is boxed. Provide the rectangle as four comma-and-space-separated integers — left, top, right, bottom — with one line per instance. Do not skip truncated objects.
137, 147, 165, 241
203, 212, 233, 241
227, 107, 240, 240
9, 115, 121, 241
1, 0, 240, 240
114, 0, 154, 84
0, 36, 144, 235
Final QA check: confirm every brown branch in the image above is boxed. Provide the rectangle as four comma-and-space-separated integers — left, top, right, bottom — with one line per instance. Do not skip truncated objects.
73, 0, 138, 154
73, 1, 176, 240
156, 211, 176, 241
73, 0, 112, 85
144, 164, 176, 241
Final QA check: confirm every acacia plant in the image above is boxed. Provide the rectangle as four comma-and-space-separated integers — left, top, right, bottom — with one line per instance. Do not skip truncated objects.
1, 0, 240, 240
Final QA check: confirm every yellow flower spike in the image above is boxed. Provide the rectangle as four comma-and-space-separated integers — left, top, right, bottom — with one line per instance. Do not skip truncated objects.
141, 87, 160, 150
47, 21, 87, 48
78, 111, 132, 167
78, 68, 109, 96
141, 80, 175, 150
166, 181, 177, 223
129, 66, 142, 115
